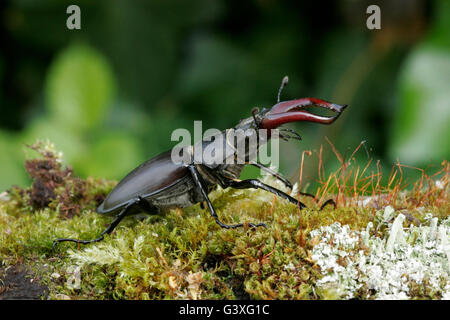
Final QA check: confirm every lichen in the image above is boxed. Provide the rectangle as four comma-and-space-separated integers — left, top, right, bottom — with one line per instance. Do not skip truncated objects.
310, 211, 450, 299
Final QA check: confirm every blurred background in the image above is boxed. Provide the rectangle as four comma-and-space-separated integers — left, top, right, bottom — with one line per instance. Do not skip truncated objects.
0, 0, 449, 192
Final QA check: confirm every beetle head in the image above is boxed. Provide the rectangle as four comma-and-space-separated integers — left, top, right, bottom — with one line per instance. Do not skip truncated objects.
253, 76, 346, 138
234, 77, 347, 142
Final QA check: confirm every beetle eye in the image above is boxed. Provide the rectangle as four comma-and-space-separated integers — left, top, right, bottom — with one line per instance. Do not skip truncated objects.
251, 107, 260, 116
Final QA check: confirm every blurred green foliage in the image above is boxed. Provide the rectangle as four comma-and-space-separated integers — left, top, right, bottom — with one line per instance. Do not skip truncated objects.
390, 1, 450, 163
46, 44, 115, 131
0, 0, 448, 192
390, 45, 450, 163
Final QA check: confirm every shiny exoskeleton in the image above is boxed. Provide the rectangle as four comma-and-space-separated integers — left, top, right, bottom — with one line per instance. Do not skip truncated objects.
53, 77, 347, 246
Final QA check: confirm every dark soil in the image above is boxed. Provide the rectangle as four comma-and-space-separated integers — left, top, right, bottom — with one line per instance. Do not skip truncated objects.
0, 265, 49, 300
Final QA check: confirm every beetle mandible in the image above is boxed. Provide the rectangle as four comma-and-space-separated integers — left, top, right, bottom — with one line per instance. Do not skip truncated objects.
53, 77, 347, 246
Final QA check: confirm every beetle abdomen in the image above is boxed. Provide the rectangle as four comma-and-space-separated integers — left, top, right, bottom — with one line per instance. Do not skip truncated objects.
147, 175, 202, 209
98, 151, 188, 214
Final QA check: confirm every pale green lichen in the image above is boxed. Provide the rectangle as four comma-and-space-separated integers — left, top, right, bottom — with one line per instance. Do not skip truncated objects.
310, 210, 450, 300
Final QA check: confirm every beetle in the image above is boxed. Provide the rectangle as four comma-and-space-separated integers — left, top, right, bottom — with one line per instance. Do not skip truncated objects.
53, 77, 347, 246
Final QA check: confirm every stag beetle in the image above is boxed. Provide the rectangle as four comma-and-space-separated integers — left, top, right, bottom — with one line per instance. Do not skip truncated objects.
53, 77, 347, 246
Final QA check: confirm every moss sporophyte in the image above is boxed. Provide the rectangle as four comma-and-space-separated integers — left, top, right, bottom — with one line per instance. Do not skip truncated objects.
0, 140, 448, 299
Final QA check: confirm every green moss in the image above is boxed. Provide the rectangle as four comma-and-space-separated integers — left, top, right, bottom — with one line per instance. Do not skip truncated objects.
0, 142, 448, 299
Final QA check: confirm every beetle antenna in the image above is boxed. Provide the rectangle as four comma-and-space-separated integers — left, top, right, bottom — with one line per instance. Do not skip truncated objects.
277, 76, 289, 103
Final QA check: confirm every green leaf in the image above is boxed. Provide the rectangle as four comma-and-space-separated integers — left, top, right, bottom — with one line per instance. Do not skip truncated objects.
389, 45, 450, 164
45, 43, 116, 131
389, 0, 450, 165
76, 131, 144, 180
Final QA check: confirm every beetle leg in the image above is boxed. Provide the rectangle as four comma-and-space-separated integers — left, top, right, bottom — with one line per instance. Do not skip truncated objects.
249, 161, 292, 189
319, 198, 336, 210
188, 165, 266, 229
226, 178, 307, 209
52, 200, 136, 248
246, 162, 336, 209
297, 191, 337, 210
